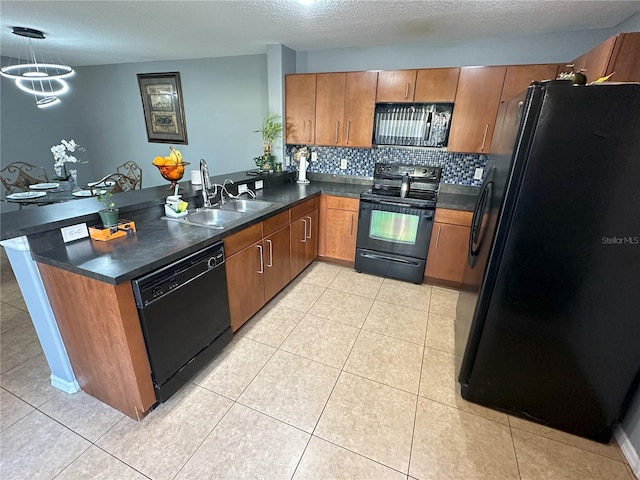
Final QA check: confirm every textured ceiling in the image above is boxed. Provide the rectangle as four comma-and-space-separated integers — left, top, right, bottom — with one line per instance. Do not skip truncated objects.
1, 0, 639, 67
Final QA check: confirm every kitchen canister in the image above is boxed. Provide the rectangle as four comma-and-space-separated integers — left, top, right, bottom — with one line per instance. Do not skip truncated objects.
190, 170, 202, 185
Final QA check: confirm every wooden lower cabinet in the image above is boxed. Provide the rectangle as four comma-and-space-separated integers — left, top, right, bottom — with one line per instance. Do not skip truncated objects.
290, 197, 319, 279
319, 195, 359, 263
263, 225, 291, 301
225, 199, 320, 331
425, 209, 473, 284
225, 241, 265, 332
224, 210, 292, 332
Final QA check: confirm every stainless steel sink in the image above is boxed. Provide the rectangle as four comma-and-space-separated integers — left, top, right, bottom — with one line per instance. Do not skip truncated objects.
220, 199, 273, 213
183, 208, 244, 229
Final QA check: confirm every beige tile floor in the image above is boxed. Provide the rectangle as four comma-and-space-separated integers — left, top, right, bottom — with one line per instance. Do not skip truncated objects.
0, 256, 635, 480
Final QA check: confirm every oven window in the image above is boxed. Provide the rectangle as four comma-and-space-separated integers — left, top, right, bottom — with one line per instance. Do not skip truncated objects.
369, 211, 419, 244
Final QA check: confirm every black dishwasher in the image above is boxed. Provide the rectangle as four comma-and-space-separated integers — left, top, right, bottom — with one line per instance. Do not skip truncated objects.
132, 241, 232, 403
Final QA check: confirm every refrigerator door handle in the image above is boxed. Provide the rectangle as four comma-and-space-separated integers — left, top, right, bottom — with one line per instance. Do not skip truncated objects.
468, 167, 494, 267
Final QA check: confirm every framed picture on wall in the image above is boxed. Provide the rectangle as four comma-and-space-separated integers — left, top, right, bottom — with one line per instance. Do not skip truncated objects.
137, 72, 188, 144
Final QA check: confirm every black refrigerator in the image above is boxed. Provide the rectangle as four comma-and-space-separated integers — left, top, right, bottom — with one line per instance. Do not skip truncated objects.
455, 80, 640, 443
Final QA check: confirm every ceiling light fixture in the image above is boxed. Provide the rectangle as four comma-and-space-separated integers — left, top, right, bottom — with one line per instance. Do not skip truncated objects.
0, 26, 75, 109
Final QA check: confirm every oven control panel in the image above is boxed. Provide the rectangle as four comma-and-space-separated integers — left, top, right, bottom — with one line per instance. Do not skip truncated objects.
374, 163, 441, 182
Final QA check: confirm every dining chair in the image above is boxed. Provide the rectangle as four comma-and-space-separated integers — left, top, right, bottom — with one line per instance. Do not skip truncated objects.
90, 173, 138, 194
1, 162, 49, 194
116, 161, 142, 189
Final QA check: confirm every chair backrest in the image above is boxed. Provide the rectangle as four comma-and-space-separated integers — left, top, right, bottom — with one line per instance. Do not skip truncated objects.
90, 173, 137, 195
116, 161, 142, 189
1, 162, 49, 193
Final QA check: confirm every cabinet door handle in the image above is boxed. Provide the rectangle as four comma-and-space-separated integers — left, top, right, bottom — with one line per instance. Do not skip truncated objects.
346, 121, 351, 144
308, 120, 313, 142
301, 218, 308, 243
435, 225, 441, 249
405, 82, 410, 99
306, 216, 312, 239
481, 124, 489, 151
335, 121, 340, 144
350, 213, 354, 236
257, 244, 264, 274
266, 239, 273, 267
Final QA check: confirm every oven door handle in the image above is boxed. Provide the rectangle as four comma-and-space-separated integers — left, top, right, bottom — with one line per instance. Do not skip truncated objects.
360, 252, 422, 266
360, 198, 428, 209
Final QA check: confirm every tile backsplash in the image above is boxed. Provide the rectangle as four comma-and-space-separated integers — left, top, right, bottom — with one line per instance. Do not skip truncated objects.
286, 146, 487, 186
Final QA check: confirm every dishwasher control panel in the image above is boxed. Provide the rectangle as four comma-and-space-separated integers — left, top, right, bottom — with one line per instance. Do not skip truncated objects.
132, 242, 225, 308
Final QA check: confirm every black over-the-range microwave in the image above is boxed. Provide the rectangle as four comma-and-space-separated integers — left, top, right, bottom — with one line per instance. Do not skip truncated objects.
372, 102, 454, 148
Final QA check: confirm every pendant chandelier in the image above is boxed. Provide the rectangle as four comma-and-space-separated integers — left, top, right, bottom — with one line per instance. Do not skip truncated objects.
0, 27, 75, 109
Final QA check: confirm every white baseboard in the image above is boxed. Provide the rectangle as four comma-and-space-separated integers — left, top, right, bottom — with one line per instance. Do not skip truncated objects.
50, 374, 80, 394
616, 426, 640, 479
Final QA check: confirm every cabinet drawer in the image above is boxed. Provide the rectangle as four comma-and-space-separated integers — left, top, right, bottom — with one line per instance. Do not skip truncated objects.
325, 195, 359, 211
223, 222, 262, 257
290, 196, 319, 221
434, 209, 473, 227
263, 210, 290, 237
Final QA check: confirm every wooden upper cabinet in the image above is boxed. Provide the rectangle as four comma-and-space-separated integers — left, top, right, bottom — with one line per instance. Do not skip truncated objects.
315, 73, 347, 146
414, 68, 460, 103
500, 64, 560, 101
571, 36, 618, 83
606, 32, 640, 82
343, 71, 378, 147
376, 70, 417, 102
315, 71, 377, 148
285, 74, 316, 144
447, 66, 507, 154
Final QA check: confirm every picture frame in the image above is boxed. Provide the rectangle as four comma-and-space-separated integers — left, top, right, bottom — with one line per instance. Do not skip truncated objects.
137, 72, 188, 144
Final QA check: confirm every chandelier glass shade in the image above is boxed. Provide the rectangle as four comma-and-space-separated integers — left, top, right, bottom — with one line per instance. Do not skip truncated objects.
0, 27, 75, 108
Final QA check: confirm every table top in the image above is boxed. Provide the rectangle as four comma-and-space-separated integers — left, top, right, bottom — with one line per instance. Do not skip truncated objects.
2, 185, 107, 205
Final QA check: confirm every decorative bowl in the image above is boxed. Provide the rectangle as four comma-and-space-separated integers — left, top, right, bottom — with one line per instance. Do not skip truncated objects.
154, 162, 190, 190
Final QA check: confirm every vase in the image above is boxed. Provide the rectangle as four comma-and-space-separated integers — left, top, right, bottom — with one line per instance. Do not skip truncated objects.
99, 208, 119, 227
262, 154, 275, 172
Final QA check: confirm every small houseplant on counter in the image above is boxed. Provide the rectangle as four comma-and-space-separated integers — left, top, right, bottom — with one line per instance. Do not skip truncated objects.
254, 112, 283, 172
96, 191, 119, 227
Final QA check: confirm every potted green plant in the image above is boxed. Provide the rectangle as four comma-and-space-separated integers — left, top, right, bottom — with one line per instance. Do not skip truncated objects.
254, 112, 283, 172
96, 191, 119, 227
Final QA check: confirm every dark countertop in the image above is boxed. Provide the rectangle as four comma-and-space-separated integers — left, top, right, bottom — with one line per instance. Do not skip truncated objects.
437, 184, 479, 211
8, 170, 474, 285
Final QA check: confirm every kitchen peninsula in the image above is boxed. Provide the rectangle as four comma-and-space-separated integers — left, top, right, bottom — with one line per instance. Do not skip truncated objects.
0, 171, 373, 419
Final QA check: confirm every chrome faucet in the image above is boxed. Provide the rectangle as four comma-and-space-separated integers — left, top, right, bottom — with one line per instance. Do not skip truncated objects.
220, 179, 256, 200
199, 159, 217, 208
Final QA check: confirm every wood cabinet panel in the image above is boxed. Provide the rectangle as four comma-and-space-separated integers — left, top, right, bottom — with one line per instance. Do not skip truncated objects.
324, 207, 359, 262
290, 201, 318, 278
343, 71, 378, 147
447, 66, 507, 154
37, 263, 155, 420
263, 225, 291, 301
434, 208, 473, 226
263, 210, 290, 237
607, 33, 640, 82
285, 74, 316, 144
325, 195, 359, 211
571, 36, 617, 83
501, 64, 560, 101
226, 242, 265, 332
315, 73, 347, 146
414, 68, 460, 103
290, 216, 308, 279
290, 196, 319, 221
376, 70, 417, 102
223, 222, 262, 256
425, 222, 470, 284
